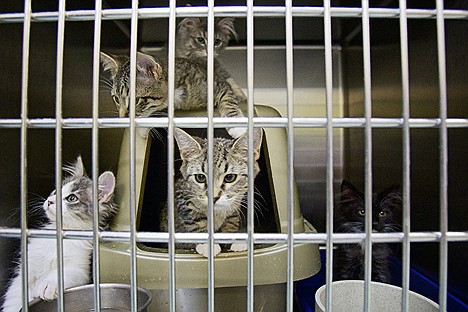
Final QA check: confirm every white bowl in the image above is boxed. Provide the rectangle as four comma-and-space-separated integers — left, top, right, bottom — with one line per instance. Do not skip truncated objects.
315, 280, 440, 312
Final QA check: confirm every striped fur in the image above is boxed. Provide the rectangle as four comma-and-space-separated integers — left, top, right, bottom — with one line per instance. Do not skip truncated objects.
161, 128, 263, 257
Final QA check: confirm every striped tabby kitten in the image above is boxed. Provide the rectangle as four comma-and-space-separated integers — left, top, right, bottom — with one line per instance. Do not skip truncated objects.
161, 128, 263, 257
100, 51, 245, 138
175, 17, 247, 102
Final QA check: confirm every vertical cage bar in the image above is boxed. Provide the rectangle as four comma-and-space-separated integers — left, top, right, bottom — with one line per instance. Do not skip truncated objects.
323, 0, 335, 311
54, 0, 67, 310
167, 1, 177, 311
435, 1, 448, 311
128, 0, 139, 310
91, 0, 103, 310
361, 1, 373, 311
246, 0, 255, 311
399, 1, 411, 311
207, 1, 216, 311
285, 0, 295, 311
19, 0, 32, 310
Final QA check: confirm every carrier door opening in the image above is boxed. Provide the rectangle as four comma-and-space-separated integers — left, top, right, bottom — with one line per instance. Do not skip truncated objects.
137, 127, 278, 251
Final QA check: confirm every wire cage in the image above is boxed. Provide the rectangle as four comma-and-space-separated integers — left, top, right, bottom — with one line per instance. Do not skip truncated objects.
0, 1, 467, 312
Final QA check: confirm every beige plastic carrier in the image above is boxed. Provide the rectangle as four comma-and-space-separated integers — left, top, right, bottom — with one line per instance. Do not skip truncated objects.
99, 104, 321, 312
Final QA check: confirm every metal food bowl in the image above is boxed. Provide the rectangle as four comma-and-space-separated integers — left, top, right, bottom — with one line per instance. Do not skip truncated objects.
25, 283, 152, 312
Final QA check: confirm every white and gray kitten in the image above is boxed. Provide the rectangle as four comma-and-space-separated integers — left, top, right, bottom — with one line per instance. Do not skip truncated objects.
175, 17, 247, 102
161, 128, 263, 257
100, 51, 246, 138
2, 157, 117, 312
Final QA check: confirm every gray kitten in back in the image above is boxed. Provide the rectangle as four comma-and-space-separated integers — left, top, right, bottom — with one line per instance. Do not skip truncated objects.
160, 128, 263, 257
175, 17, 247, 102
100, 51, 246, 138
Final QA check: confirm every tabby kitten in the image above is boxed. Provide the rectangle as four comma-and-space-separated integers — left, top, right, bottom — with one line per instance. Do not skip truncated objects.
175, 17, 247, 102
2, 157, 117, 312
100, 51, 245, 138
160, 128, 263, 257
334, 180, 402, 283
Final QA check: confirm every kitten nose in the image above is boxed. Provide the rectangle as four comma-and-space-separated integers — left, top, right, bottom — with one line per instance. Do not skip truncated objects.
48, 198, 55, 206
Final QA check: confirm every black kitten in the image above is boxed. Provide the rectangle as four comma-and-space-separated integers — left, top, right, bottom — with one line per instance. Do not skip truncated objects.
333, 180, 402, 283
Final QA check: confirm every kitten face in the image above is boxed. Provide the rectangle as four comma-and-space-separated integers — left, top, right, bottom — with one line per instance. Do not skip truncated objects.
100, 52, 168, 117
43, 156, 117, 229
337, 180, 402, 233
176, 17, 237, 59
43, 177, 93, 224
174, 128, 263, 212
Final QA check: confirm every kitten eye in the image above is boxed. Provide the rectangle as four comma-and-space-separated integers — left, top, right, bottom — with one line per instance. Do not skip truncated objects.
223, 174, 237, 183
214, 39, 222, 47
196, 37, 206, 45
358, 209, 365, 216
195, 174, 206, 183
65, 194, 78, 203
379, 211, 387, 217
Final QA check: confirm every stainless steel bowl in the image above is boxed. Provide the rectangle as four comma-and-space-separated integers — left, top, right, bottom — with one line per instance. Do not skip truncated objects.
24, 283, 152, 312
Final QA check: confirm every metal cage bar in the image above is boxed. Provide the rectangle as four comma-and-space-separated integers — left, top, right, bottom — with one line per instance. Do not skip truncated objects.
207, 1, 216, 310
2, 228, 466, 244
361, 1, 373, 311
436, 1, 449, 311
91, 0, 103, 310
19, 0, 32, 311
1, 7, 467, 23
323, 0, 335, 311
399, 0, 411, 311
53, 0, 67, 310
246, 0, 255, 311
128, 0, 139, 310
285, 0, 295, 311
166, 1, 177, 311
1, 116, 468, 129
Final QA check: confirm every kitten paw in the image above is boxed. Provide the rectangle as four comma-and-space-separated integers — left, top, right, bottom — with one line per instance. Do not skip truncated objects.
228, 127, 247, 139
39, 280, 58, 301
196, 243, 221, 257
137, 127, 150, 139
230, 243, 248, 252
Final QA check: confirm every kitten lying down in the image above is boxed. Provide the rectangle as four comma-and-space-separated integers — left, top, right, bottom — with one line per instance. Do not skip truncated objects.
2, 157, 118, 312
160, 128, 263, 257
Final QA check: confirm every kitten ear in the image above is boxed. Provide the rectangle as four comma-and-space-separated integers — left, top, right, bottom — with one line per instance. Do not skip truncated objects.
179, 17, 202, 30
217, 18, 238, 41
232, 128, 263, 160
136, 52, 163, 80
100, 52, 119, 77
98, 171, 115, 203
340, 180, 362, 201
174, 128, 202, 160
63, 156, 85, 178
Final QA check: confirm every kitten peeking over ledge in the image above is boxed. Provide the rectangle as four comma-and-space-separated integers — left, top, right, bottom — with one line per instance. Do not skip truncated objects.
100, 51, 246, 139
160, 128, 263, 257
1, 157, 118, 312
175, 17, 247, 102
